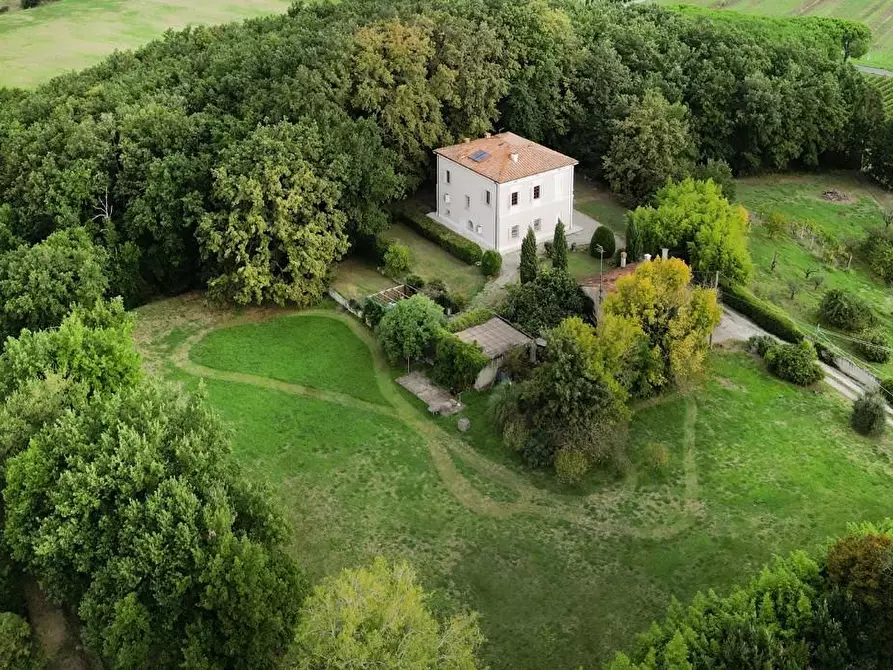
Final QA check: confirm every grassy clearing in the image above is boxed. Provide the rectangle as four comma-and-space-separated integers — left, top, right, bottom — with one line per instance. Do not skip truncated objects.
135, 298, 893, 668
330, 257, 395, 303
736, 173, 893, 373
656, 0, 893, 71
574, 175, 630, 236
382, 223, 486, 299
189, 315, 388, 405
0, 0, 292, 89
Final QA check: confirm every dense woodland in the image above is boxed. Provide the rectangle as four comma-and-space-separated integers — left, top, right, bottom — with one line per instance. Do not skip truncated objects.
0, 0, 884, 325
2, 0, 893, 667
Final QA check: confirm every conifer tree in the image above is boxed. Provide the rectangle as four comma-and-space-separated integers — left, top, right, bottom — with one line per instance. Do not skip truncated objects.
552, 220, 568, 272
520, 228, 538, 284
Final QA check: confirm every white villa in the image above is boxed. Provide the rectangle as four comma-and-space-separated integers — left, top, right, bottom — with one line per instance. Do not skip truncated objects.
430, 132, 578, 254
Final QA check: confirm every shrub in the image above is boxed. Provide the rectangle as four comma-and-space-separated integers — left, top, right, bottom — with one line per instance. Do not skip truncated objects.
0, 613, 40, 670
502, 268, 589, 335
819, 289, 875, 332
625, 216, 642, 262
862, 227, 893, 284
590, 226, 616, 258
692, 158, 736, 201
520, 228, 538, 284
404, 274, 425, 289
376, 294, 445, 364
552, 221, 568, 271
431, 332, 489, 393
480, 250, 502, 277
393, 204, 482, 265
382, 242, 410, 279
851, 389, 887, 436
856, 329, 891, 363
555, 449, 590, 486
763, 211, 789, 239
361, 298, 386, 329
500, 345, 534, 382
880, 378, 893, 407
747, 334, 774, 357
447, 308, 492, 333
764, 341, 823, 386
292, 557, 483, 669
720, 280, 804, 343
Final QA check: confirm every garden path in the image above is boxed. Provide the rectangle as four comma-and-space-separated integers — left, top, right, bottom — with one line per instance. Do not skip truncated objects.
171, 308, 704, 539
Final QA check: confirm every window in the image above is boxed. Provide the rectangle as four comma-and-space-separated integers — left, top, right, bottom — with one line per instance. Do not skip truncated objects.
533, 185, 541, 200
465, 195, 471, 209
476, 225, 483, 235
446, 170, 451, 184
443, 193, 450, 204
533, 218, 542, 232
468, 220, 474, 231
485, 190, 491, 206
511, 225, 519, 239
511, 191, 519, 206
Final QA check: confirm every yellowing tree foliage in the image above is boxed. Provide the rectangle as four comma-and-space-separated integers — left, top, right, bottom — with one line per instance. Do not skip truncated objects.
603, 258, 721, 389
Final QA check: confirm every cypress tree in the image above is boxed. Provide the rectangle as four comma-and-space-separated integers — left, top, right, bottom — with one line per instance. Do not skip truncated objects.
626, 216, 642, 261
520, 228, 538, 284
552, 220, 568, 272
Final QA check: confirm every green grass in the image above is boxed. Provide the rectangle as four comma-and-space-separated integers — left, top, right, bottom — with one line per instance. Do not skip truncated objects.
382, 223, 486, 299
0, 0, 292, 89
137, 300, 893, 668
656, 0, 893, 72
735, 173, 893, 373
189, 314, 388, 405
330, 257, 396, 303
574, 175, 630, 236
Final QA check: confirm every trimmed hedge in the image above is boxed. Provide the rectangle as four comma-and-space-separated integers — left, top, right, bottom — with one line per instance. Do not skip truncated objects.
720, 280, 804, 344
447, 308, 493, 333
431, 331, 489, 393
392, 203, 483, 265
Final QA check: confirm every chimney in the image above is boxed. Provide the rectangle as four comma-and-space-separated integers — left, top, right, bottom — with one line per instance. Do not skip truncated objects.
661, 248, 669, 260
510, 152, 519, 163
644, 253, 652, 262
620, 251, 627, 268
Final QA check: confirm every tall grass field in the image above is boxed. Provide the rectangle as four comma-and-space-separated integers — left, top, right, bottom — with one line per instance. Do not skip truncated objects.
0, 0, 292, 89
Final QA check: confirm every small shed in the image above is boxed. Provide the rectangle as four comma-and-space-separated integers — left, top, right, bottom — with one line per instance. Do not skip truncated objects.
454, 316, 533, 389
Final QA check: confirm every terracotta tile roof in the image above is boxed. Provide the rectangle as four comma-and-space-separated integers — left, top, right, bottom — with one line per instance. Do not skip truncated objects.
434, 132, 577, 184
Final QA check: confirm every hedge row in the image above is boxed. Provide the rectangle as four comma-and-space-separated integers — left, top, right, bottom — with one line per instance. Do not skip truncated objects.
720, 280, 804, 344
447, 308, 493, 333
392, 203, 483, 265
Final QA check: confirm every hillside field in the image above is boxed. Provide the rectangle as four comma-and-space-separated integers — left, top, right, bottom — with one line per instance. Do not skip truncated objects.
658, 0, 893, 71
134, 295, 893, 668
0, 0, 292, 89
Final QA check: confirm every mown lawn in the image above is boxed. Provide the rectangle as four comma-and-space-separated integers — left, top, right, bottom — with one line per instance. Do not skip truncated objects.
189, 314, 388, 405
330, 257, 395, 303
736, 173, 893, 374
382, 223, 486, 299
136, 300, 893, 669
574, 174, 629, 236
0, 0, 292, 89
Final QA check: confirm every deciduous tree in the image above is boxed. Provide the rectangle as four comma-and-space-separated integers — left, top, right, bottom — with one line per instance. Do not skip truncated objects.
376, 294, 445, 364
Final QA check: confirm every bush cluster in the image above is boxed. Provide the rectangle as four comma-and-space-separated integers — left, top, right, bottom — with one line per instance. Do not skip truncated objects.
851, 389, 887, 436
382, 242, 411, 279
447, 308, 493, 334
763, 341, 824, 386
0, 613, 40, 670
480, 250, 502, 277
862, 227, 893, 284
590, 226, 616, 259
720, 280, 804, 343
431, 332, 489, 393
394, 205, 483, 266
856, 329, 891, 363
610, 524, 893, 668
819, 288, 875, 331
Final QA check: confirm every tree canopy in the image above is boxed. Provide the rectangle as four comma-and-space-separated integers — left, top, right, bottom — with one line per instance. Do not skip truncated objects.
0, 0, 880, 307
